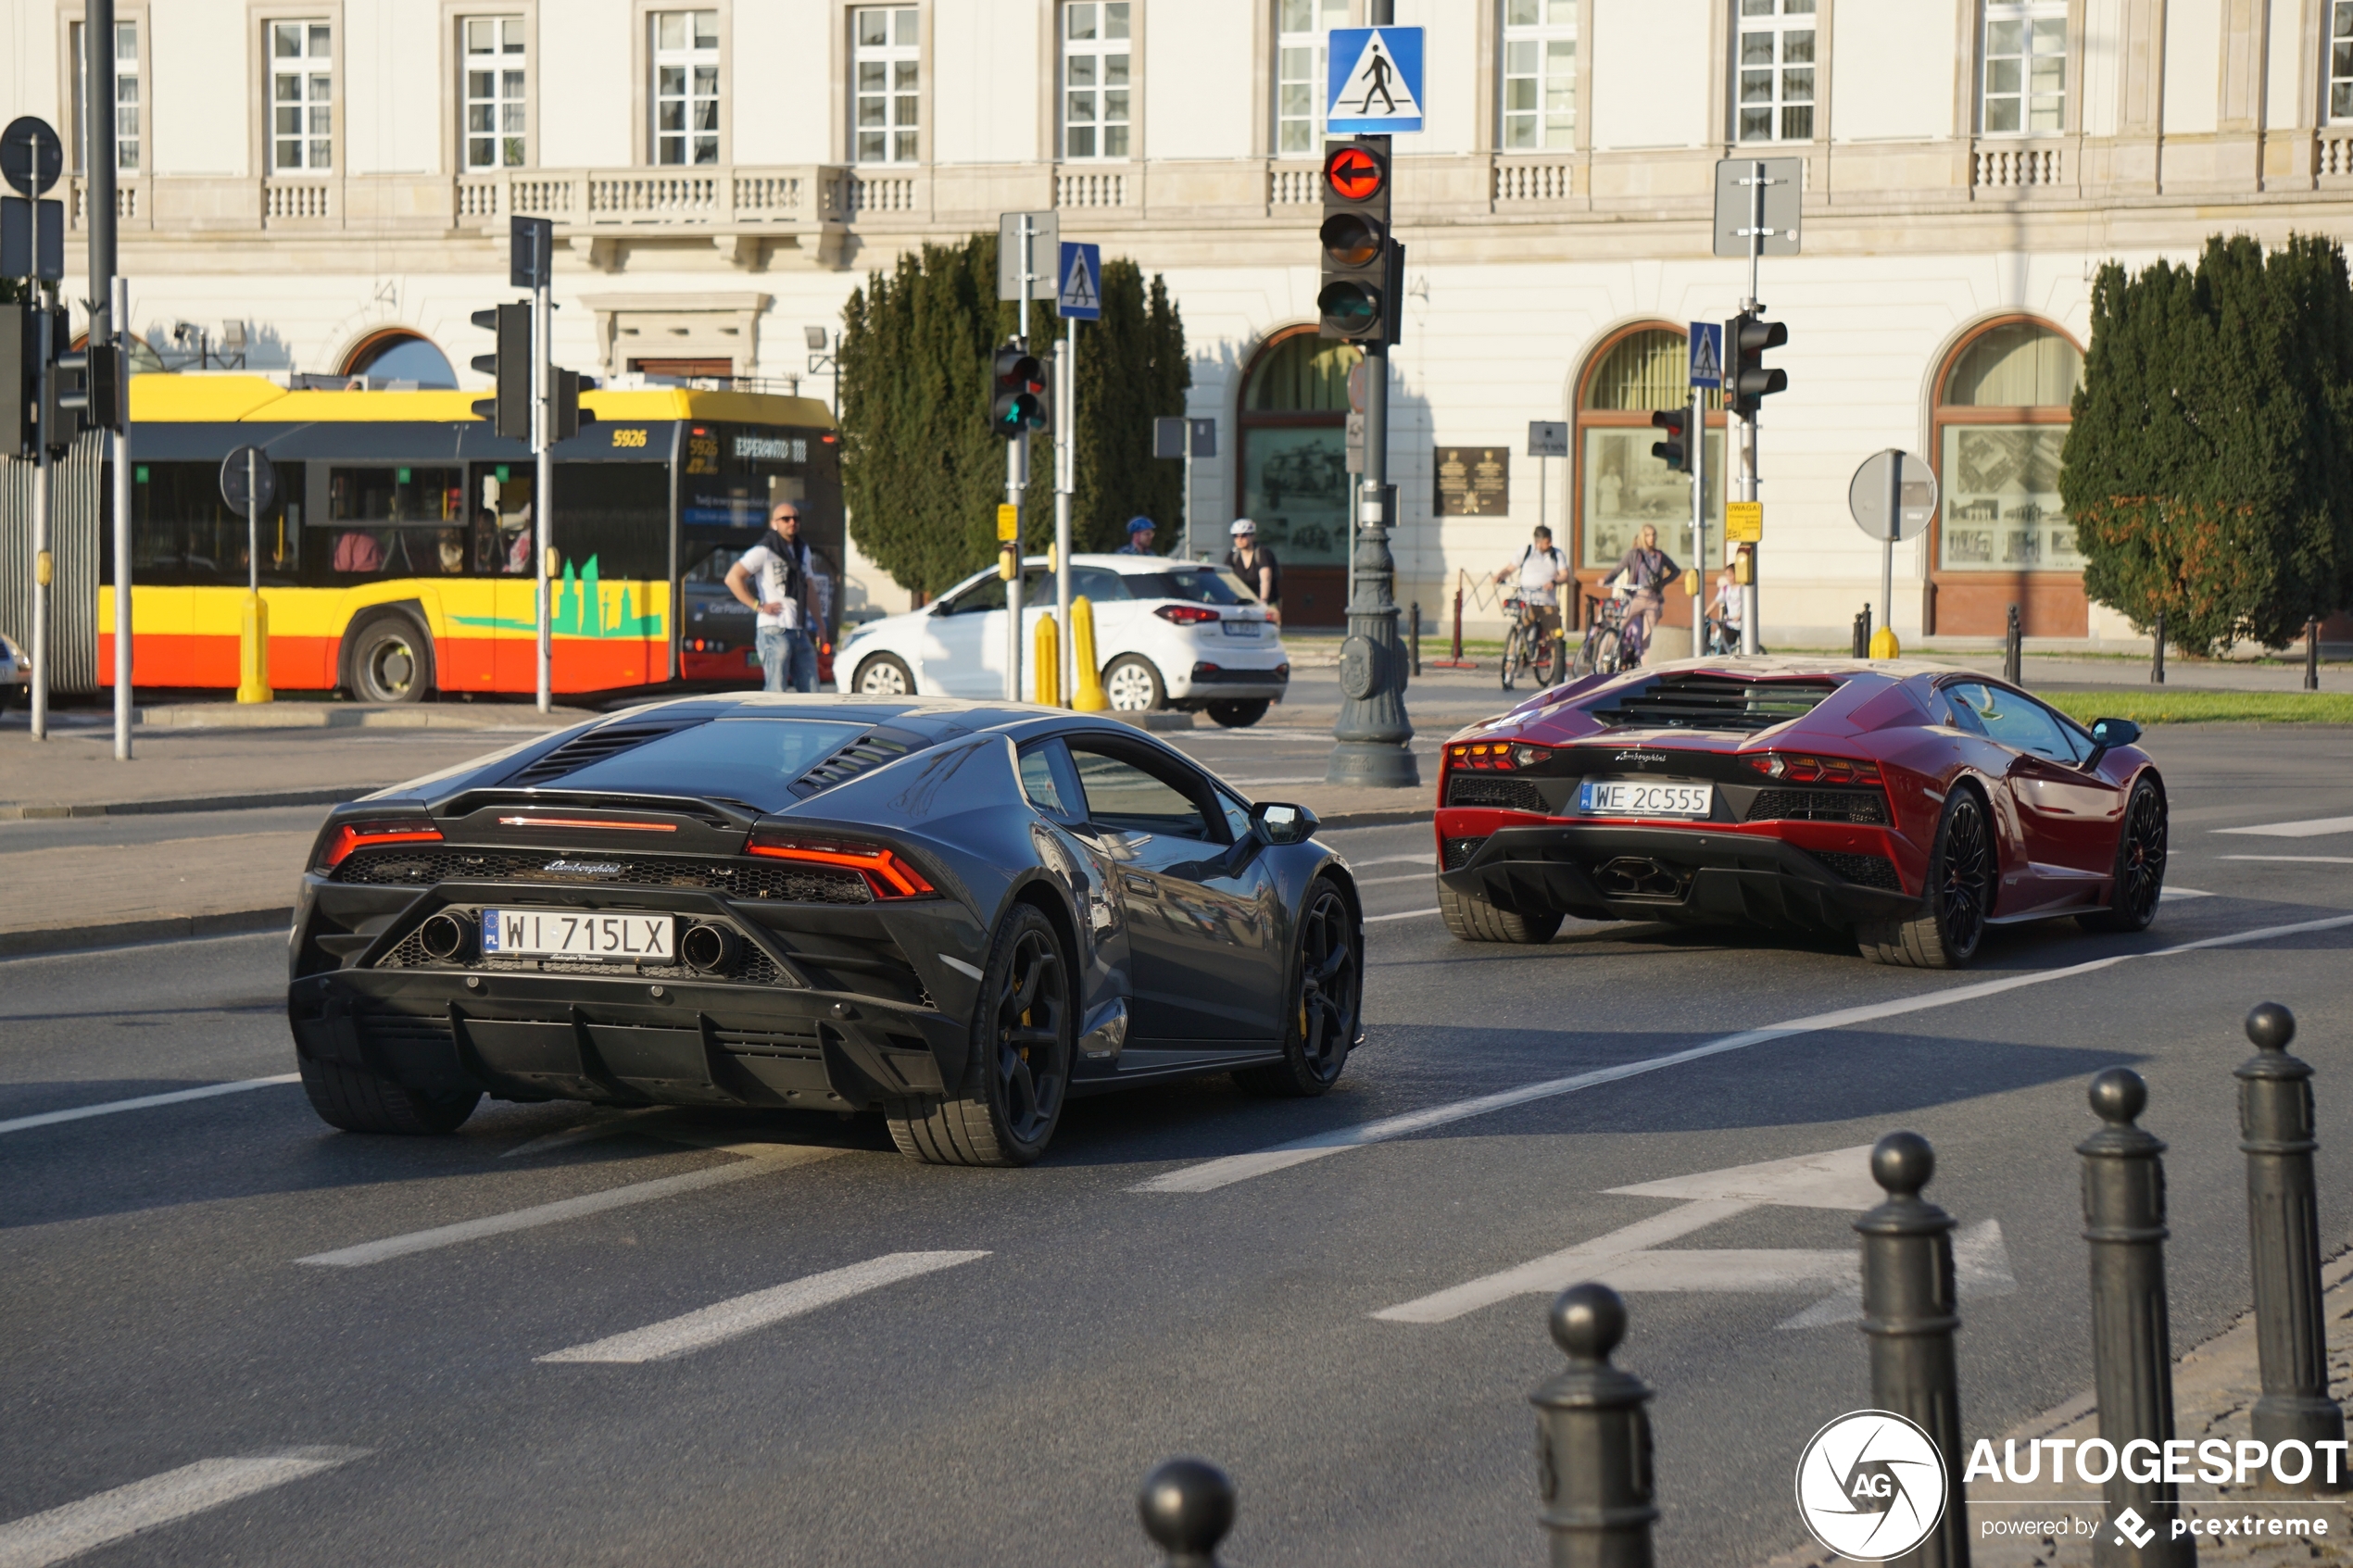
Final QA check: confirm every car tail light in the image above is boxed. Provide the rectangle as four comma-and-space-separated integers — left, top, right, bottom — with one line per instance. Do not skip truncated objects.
1744, 752, 1882, 784
316, 817, 442, 872
1443, 741, 1551, 771
745, 830, 937, 898
1155, 604, 1220, 625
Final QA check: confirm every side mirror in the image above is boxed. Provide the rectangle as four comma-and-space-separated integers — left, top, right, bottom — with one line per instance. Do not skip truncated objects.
2089, 717, 2141, 750
1253, 801, 1319, 846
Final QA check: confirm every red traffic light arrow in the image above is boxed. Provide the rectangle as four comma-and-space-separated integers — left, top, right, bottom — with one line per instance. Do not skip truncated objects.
1324, 144, 1384, 203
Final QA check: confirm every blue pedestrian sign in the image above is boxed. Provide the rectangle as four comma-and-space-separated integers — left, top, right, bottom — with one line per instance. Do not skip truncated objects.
1057, 241, 1101, 321
1326, 27, 1424, 135
1688, 320, 1723, 389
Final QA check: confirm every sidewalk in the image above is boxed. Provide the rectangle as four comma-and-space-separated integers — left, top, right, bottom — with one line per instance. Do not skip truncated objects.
1764, 1249, 2353, 1567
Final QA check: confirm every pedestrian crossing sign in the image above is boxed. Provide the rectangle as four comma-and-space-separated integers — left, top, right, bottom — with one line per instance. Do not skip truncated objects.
1327, 27, 1425, 134
1689, 321, 1723, 389
1057, 241, 1101, 321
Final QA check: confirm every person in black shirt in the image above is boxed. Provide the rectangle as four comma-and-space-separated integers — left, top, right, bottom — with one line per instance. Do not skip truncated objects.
1227, 517, 1281, 623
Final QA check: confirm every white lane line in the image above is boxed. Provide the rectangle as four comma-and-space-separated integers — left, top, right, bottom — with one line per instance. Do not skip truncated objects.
2162, 886, 2213, 900
1132, 910, 2353, 1194
1354, 872, 1435, 887
1225, 776, 1332, 786
537, 1250, 989, 1364
2221, 855, 2353, 865
0, 1074, 301, 1136
297, 1145, 849, 1266
0, 1448, 365, 1568
2215, 816, 2353, 838
1365, 907, 1441, 923
498, 1110, 662, 1160
1349, 854, 1437, 869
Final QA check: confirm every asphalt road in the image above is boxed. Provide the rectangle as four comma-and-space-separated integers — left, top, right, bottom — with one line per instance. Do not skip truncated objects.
4, 725, 2353, 1565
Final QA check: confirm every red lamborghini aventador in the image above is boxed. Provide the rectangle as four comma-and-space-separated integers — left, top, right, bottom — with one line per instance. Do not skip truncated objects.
1432, 659, 2167, 968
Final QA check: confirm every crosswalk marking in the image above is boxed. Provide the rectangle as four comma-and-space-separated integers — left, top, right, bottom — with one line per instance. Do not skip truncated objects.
1133, 910, 2353, 1194
536, 1250, 990, 1364
0, 1074, 300, 1136
0, 1449, 364, 1568
296, 1144, 849, 1267
2214, 815, 2353, 838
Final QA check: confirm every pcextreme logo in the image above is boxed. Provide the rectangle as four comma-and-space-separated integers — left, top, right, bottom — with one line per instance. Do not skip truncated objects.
1794, 1411, 1946, 1562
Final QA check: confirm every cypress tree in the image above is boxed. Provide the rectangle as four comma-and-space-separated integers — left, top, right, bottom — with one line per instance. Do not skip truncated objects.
837, 233, 1189, 598
2063, 232, 2353, 655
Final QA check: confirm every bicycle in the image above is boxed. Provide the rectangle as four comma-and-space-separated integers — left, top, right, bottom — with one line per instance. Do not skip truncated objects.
1498, 593, 1561, 691
1571, 593, 1648, 678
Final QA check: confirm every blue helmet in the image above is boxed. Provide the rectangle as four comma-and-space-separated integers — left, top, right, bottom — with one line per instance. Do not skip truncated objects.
1126, 516, 1156, 535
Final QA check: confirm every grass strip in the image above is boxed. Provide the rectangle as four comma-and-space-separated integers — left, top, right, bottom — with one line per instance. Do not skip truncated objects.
2034, 689, 2353, 724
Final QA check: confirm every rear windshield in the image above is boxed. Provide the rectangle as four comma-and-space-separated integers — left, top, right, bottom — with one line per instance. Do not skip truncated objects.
1125, 568, 1251, 606
1588, 673, 1839, 732
535, 718, 869, 809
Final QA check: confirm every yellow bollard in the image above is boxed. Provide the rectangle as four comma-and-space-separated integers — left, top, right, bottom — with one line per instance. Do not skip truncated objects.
1033, 611, 1062, 708
236, 591, 273, 704
1869, 626, 1901, 660
1071, 596, 1109, 712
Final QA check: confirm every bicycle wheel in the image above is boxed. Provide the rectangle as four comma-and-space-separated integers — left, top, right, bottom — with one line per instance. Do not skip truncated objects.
1592, 627, 1623, 676
1500, 625, 1522, 691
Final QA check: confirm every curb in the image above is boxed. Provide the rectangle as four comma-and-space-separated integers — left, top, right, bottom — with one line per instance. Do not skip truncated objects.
0, 787, 372, 821
1315, 808, 1434, 830
132, 703, 588, 731
0, 907, 294, 959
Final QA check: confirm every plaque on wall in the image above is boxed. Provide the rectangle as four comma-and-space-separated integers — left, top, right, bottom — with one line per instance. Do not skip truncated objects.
1434, 445, 1508, 516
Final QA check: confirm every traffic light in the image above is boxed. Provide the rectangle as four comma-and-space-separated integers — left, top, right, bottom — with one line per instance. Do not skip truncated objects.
49, 342, 124, 439
0, 305, 36, 458
1649, 408, 1690, 473
469, 303, 531, 440
989, 345, 1047, 438
554, 368, 597, 441
1317, 138, 1392, 344
1726, 310, 1789, 416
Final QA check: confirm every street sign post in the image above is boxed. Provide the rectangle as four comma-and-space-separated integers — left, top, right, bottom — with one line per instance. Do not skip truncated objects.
1052, 239, 1101, 700
997, 211, 1059, 302
1326, 27, 1426, 134
1528, 420, 1568, 571
1846, 449, 1938, 659
1056, 242, 1101, 321
1715, 157, 1801, 657
220, 445, 277, 702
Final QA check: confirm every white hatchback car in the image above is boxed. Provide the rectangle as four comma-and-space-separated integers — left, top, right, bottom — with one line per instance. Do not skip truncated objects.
833, 553, 1290, 726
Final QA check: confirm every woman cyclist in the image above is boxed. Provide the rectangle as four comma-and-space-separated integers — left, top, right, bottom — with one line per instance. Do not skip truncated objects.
1603, 523, 1679, 665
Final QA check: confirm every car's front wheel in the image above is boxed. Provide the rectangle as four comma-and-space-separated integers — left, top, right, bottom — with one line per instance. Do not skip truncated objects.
886, 903, 1072, 1167
853, 652, 915, 696
2080, 776, 2167, 933
1857, 786, 1993, 968
298, 1052, 480, 1135
1438, 877, 1564, 945
1102, 655, 1165, 712
1236, 879, 1361, 1098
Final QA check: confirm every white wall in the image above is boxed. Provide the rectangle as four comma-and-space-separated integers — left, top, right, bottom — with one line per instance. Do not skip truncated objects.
1144, 0, 1254, 160
2162, 0, 2222, 134
2267, 0, 2312, 129
345, 0, 439, 176
1588, 0, 1711, 148
1831, 0, 1954, 142
932, 0, 1041, 164
2080, 0, 2121, 137
734, 0, 833, 163
1395, 0, 1478, 157
540, 0, 634, 167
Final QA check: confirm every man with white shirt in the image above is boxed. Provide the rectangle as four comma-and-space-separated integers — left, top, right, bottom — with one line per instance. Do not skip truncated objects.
724, 502, 832, 694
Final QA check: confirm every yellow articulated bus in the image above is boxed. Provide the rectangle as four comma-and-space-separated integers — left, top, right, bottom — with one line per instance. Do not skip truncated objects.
91, 375, 840, 700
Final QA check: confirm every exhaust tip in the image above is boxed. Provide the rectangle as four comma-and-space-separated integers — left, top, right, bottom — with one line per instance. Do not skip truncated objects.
680, 922, 739, 976
419, 912, 472, 962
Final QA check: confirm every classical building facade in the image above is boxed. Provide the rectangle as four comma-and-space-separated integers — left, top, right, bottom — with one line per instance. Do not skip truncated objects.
6, 0, 2344, 639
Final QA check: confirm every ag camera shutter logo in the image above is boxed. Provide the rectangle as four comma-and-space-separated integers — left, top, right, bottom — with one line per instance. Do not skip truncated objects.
1794, 1410, 1946, 1561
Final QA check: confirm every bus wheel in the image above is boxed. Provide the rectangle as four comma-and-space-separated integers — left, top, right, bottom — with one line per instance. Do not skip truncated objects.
346, 614, 434, 704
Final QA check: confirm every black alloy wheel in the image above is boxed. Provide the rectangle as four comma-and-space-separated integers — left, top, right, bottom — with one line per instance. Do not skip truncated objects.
1858, 787, 1993, 969
1237, 881, 1362, 1098
2081, 777, 2168, 933
885, 903, 1073, 1166
1207, 699, 1269, 728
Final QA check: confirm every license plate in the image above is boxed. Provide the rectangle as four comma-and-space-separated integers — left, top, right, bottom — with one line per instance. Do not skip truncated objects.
1576, 780, 1715, 819
1221, 620, 1263, 638
480, 909, 676, 960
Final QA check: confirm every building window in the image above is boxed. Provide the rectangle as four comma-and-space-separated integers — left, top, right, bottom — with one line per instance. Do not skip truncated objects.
853, 6, 920, 164
1062, 3, 1131, 160
1501, 0, 1574, 151
1238, 331, 1359, 622
650, 9, 719, 166
1275, 0, 1350, 157
1576, 327, 1721, 577
71, 19, 140, 173
1933, 320, 2082, 585
1981, 1, 2064, 133
271, 20, 333, 171
1735, 0, 1814, 143
2334, 1, 2353, 119
464, 17, 527, 169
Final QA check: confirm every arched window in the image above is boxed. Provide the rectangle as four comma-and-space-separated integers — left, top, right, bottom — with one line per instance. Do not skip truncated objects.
1930, 318, 2082, 633
1237, 327, 1360, 625
1574, 324, 1719, 581
340, 330, 458, 388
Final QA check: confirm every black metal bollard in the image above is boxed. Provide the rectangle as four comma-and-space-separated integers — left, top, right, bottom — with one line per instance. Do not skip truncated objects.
1531, 1283, 1657, 1568
2152, 610, 2166, 685
1138, 1458, 1235, 1568
2080, 1069, 2194, 1566
2004, 604, 2023, 686
1856, 1132, 1969, 1568
1410, 599, 1422, 678
1854, 607, 1871, 659
2308, 619, 2322, 693
2236, 1001, 2348, 1489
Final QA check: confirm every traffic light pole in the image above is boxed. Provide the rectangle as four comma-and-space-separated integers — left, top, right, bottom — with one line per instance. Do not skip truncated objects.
1006, 214, 1035, 705
1738, 159, 1764, 658
110, 275, 131, 758
30, 284, 52, 740
1054, 320, 1075, 705
1690, 377, 1705, 646
533, 274, 552, 712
